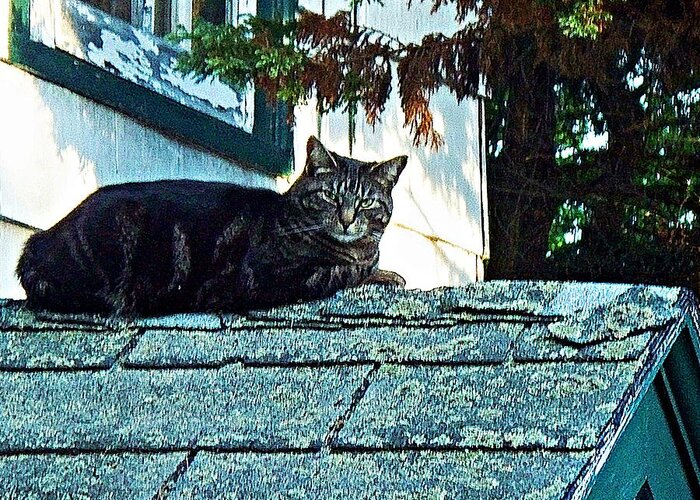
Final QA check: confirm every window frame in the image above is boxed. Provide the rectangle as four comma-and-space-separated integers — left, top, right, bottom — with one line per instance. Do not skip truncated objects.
7, 0, 294, 175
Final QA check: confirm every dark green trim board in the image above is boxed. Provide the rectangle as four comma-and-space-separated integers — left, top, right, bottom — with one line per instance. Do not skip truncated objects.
253, 0, 296, 158
586, 380, 696, 500
658, 326, 700, 486
8, 0, 27, 62
657, 368, 700, 497
7, 0, 293, 175
585, 327, 700, 500
258, 0, 298, 22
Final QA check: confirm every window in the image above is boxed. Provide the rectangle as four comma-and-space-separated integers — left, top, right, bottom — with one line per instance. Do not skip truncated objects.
8, 0, 292, 174
82, 0, 236, 37
82, 0, 172, 36
83, 1, 131, 25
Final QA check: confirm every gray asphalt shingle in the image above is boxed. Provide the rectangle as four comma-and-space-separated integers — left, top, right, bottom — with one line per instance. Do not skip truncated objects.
170, 450, 591, 499
0, 365, 369, 452
0, 281, 694, 498
0, 452, 185, 499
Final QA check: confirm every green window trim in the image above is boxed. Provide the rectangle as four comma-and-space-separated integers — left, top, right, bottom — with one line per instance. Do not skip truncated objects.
7, 0, 293, 176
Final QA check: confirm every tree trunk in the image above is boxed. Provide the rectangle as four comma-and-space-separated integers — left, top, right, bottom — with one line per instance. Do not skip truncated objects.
578, 48, 647, 281
487, 55, 560, 279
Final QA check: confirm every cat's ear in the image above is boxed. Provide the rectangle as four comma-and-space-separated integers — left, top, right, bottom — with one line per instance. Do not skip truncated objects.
370, 155, 408, 189
305, 136, 337, 176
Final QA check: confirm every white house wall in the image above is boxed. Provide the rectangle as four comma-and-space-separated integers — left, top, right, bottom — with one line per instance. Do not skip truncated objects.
294, 0, 488, 289
0, 221, 34, 300
0, 61, 275, 298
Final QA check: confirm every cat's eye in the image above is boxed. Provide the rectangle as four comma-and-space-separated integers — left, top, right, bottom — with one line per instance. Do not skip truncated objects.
318, 191, 336, 204
360, 199, 378, 209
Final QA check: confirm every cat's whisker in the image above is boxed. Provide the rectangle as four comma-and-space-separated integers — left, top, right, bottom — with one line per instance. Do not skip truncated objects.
280, 224, 324, 236
369, 230, 383, 242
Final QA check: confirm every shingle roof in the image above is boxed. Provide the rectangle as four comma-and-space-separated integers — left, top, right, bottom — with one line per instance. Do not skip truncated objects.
0, 281, 696, 499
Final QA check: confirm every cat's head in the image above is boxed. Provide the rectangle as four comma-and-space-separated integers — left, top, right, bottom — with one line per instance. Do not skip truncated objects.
287, 136, 408, 245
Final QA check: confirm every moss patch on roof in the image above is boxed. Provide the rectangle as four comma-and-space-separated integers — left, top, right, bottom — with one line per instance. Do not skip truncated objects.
0, 328, 135, 369
0, 364, 371, 452
546, 286, 681, 345
126, 322, 519, 367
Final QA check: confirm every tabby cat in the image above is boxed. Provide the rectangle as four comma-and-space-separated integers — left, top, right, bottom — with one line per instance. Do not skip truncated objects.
17, 137, 407, 316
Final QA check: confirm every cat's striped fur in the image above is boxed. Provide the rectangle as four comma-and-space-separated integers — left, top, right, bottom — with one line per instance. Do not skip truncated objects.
17, 137, 407, 316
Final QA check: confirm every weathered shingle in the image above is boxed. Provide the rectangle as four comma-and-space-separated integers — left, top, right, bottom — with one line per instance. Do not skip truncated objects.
126, 322, 517, 367
513, 322, 653, 362
0, 365, 370, 452
336, 361, 639, 450
0, 281, 695, 498
171, 450, 591, 499
0, 327, 135, 369
0, 452, 185, 500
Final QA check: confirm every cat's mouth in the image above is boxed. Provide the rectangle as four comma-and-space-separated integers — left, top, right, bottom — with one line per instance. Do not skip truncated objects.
328, 218, 369, 244
330, 231, 365, 243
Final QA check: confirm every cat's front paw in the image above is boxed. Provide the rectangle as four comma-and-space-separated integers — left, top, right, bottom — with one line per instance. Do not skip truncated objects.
362, 269, 406, 288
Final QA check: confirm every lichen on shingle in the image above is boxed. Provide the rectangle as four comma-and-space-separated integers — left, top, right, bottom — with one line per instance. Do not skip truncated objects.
0, 328, 135, 369
337, 361, 639, 450
440, 281, 562, 316
0, 452, 185, 499
319, 285, 445, 320
514, 322, 652, 362
0, 364, 373, 452
546, 286, 682, 345
170, 450, 589, 499
126, 322, 519, 367
0, 302, 107, 331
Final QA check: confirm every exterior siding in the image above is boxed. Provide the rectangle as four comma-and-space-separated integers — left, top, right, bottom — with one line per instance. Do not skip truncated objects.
586, 378, 697, 500
379, 224, 485, 287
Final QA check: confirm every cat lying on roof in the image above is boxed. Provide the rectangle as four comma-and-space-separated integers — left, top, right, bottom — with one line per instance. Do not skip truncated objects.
17, 137, 407, 316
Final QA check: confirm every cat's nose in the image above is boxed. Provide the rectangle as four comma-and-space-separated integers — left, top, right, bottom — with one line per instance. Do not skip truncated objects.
339, 207, 355, 231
